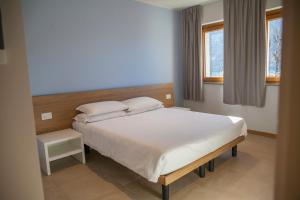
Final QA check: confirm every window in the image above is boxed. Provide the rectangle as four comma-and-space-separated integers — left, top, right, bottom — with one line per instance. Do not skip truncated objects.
202, 9, 282, 84
202, 22, 224, 83
266, 8, 283, 83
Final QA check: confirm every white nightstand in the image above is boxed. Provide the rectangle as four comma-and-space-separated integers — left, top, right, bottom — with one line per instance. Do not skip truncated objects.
37, 128, 86, 175
171, 106, 191, 111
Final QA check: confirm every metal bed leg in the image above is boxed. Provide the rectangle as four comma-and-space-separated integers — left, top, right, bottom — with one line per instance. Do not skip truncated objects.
162, 185, 169, 200
198, 165, 206, 177
208, 159, 215, 172
232, 145, 237, 157
84, 144, 90, 154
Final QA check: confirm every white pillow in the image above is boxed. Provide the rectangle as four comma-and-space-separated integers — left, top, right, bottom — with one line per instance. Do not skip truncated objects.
126, 104, 163, 116
74, 111, 126, 123
122, 97, 163, 112
76, 101, 128, 116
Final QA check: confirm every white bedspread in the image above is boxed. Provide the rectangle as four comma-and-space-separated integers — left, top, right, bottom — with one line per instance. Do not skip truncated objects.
73, 108, 247, 182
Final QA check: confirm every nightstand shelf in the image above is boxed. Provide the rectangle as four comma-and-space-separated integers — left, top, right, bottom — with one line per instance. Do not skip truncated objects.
48, 142, 82, 161
37, 129, 85, 175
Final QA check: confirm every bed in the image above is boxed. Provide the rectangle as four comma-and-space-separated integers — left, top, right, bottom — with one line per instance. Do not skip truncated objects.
32, 83, 247, 200
73, 107, 247, 199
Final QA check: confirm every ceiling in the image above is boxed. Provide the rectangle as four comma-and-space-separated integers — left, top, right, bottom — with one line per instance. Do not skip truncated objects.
134, 0, 219, 10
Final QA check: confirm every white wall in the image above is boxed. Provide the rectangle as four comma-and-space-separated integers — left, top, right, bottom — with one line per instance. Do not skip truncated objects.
0, 0, 44, 199
202, 0, 282, 24
184, 0, 282, 134
185, 85, 279, 133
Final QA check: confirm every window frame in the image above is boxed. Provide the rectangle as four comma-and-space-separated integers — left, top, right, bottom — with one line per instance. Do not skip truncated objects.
202, 21, 224, 83
266, 8, 283, 84
201, 9, 283, 84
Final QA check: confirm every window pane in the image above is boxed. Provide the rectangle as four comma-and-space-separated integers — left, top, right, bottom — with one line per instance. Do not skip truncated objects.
205, 29, 224, 77
268, 18, 282, 77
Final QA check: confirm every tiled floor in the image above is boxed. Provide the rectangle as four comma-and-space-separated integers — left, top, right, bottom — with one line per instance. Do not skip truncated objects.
42, 134, 276, 200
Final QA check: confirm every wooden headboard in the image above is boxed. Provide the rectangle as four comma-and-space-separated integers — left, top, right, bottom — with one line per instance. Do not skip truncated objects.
32, 83, 175, 134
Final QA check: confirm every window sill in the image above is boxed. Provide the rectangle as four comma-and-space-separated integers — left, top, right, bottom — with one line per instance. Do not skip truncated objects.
203, 77, 223, 83
204, 81, 223, 85
266, 82, 280, 86
266, 77, 280, 83
203, 82, 280, 86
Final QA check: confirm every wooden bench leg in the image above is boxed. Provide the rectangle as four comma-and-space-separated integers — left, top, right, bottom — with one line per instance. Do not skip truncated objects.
198, 165, 206, 177
232, 145, 237, 157
162, 185, 169, 200
208, 159, 215, 172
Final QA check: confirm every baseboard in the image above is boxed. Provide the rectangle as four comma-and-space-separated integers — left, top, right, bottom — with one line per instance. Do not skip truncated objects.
247, 129, 277, 138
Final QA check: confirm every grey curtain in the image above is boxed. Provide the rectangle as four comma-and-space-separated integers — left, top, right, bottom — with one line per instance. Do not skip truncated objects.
183, 5, 204, 102
223, 0, 266, 107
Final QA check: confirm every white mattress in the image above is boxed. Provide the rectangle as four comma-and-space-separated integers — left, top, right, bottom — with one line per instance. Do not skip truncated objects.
73, 108, 247, 182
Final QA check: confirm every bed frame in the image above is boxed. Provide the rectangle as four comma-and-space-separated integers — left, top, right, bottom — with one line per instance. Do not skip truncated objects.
158, 136, 244, 200
32, 83, 245, 200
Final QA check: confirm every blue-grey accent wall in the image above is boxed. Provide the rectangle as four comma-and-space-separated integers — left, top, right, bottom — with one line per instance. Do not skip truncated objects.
22, 0, 183, 105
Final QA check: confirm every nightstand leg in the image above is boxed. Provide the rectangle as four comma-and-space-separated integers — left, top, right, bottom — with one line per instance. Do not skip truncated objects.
82, 152, 86, 164
78, 139, 86, 164
46, 161, 51, 176
73, 139, 86, 164
38, 142, 51, 175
